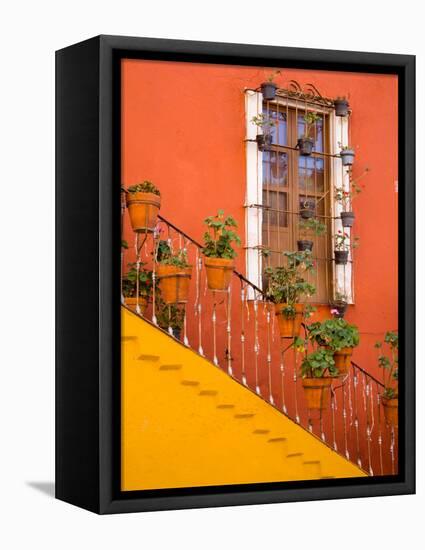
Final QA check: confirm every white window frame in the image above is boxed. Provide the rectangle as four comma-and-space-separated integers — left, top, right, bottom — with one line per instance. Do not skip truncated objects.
245, 90, 354, 303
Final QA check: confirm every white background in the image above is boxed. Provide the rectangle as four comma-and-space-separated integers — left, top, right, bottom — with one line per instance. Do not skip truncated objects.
0, 1, 422, 548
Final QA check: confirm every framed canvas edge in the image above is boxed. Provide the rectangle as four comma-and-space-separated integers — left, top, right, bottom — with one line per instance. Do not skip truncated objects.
90, 35, 414, 514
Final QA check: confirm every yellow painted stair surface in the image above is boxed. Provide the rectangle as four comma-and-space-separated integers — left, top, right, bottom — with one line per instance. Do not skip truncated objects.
121, 307, 366, 491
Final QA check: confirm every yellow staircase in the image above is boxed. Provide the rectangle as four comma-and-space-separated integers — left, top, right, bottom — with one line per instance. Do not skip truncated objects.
121, 307, 366, 491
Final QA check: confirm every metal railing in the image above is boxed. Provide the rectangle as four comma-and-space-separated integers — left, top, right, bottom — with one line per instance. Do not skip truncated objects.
121, 204, 397, 476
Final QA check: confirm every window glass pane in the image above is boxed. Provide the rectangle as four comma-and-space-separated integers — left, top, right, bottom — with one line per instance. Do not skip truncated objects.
262, 190, 288, 227
298, 157, 324, 192
263, 107, 287, 145
263, 151, 288, 187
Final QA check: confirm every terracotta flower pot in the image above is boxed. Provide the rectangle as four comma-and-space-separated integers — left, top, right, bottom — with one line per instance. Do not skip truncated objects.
275, 303, 304, 338
204, 257, 234, 291
124, 296, 148, 314
382, 397, 398, 427
333, 347, 353, 375
126, 191, 161, 233
302, 377, 333, 410
156, 264, 192, 304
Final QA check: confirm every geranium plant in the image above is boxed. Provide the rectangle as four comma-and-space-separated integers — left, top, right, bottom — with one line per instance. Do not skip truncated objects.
297, 112, 320, 155
203, 210, 241, 259
375, 331, 399, 399
307, 318, 359, 351
122, 262, 153, 298
127, 180, 161, 196
301, 349, 338, 378
265, 250, 316, 320
251, 114, 275, 149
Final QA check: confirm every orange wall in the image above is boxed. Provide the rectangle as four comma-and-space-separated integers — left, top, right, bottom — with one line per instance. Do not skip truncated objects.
121, 59, 398, 382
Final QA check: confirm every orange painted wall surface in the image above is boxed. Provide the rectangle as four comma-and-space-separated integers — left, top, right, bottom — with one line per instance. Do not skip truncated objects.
121, 59, 398, 385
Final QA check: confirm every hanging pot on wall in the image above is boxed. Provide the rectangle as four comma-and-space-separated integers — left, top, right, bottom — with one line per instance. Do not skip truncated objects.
124, 296, 148, 315
275, 303, 304, 338
341, 211, 355, 227
333, 347, 353, 375
302, 377, 333, 409
204, 257, 235, 291
340, 148, 355, 166
297, 239, 314, 252
382, 396, 398, 427
334, 250, 349, 265
156, 264, 192, 304
334, 98, 349, 116
126, 191, 161, 233
297, 137, 314, 156
256, 133, 273, 150
260, 81, 277, 100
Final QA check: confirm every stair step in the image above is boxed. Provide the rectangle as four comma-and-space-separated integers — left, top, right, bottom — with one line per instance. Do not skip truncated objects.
268, 437, 287, 443
286, 452, 303, 458
121, 336, 138, 342
252, 429, 270, 435
181, 380, 200, 386
216, 404, 235, 409
159, 364, 182, 371
234, 413, 255, 419
138, 354, 160, 361
199, 390, 218, 396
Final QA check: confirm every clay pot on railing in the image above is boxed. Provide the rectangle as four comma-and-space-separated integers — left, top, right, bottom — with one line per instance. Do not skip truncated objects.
341, 211, 355, 228
334, 250, 349, 265
126, 192, 161, 232
297, 137, 314, 156
204, 257, 235, 291
302, 377, 333, 409
297, 239, 313, 252
340, 148, 355, 166
275, 303, 304, 338
333, 347, 353, 375
260, 81, 277, 100
382, 396, 398, 427
124, 296, 148, 314
256, 133, 273, 150
156, 264, 192, 304
334, 98, 349, 116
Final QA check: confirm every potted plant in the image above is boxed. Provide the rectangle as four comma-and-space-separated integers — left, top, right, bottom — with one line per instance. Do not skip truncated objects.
339, 144, 356, 166
251, 114, 275, 150
299, 198, 316, 219
334, 96, 350, 117
260, 70, 281, 101
307, 318, 359, 375
297, 217, 326, 252
300, 349, 339, 409
297, 112, 320, 156
329, 291, 349, 318
155, 240, 192, 304
375, 331, 398, 427
202, 210, 241, 291
335, 167, 369, 228
334, 231, 359, 265
156, 298, 185, 341
122, 262, 152, 314
265, 251, 316, 339
126, 181, 161, 233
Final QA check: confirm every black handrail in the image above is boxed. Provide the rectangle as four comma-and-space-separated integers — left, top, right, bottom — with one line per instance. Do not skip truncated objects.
158, 214, 265, 297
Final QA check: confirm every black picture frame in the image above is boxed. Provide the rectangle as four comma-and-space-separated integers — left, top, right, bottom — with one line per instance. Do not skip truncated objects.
56, 35, 415, 514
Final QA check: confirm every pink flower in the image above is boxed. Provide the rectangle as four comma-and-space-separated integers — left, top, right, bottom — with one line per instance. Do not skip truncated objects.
330, 308, 339, 315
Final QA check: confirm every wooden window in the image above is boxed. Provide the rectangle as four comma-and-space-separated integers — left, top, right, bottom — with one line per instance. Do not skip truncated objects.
261, 104, 332, 304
